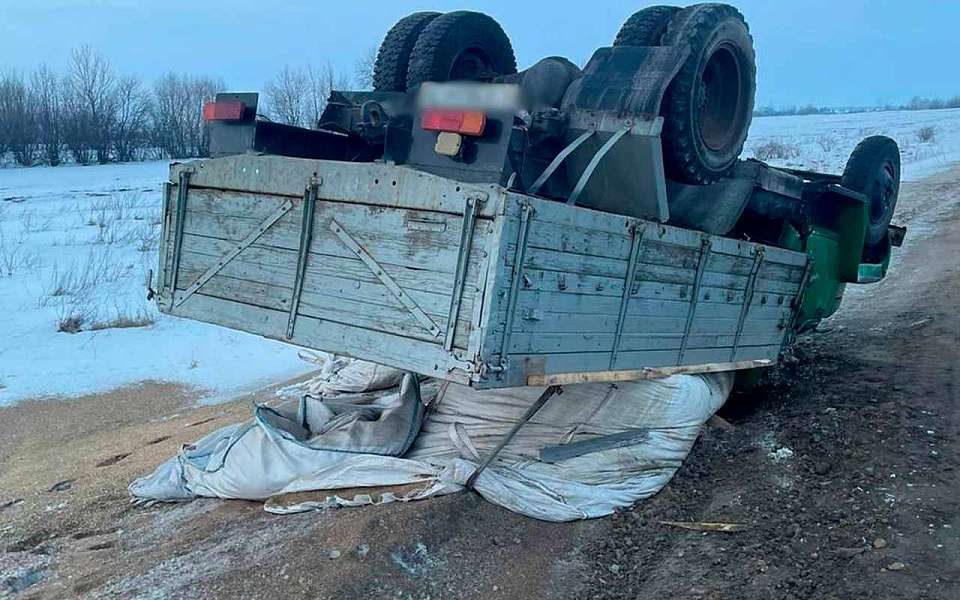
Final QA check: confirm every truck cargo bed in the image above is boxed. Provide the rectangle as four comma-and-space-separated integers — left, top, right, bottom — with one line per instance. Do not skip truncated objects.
156, 154, 809, 388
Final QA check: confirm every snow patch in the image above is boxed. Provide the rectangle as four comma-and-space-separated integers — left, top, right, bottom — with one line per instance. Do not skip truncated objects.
745, 107, 960, 182
0, 161, 314, 406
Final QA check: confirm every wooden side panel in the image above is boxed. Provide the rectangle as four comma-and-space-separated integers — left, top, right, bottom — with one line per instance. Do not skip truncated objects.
474, 194, 808, 388
157, 179, 494, 378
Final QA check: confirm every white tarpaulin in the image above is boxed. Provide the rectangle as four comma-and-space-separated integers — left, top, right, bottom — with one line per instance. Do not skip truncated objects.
130, 359, 731, 522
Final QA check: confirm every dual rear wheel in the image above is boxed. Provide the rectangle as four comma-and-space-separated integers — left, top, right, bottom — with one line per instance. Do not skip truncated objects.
372, 11, 517, 92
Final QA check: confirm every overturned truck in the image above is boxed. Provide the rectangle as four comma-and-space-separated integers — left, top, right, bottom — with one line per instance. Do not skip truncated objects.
152, 5, 904, 389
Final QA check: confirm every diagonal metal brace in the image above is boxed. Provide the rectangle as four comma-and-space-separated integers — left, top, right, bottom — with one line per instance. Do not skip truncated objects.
286, 183, 319, 339
175, 198, 294, 307
465, 385, 563, 489
330, 219, 442, 337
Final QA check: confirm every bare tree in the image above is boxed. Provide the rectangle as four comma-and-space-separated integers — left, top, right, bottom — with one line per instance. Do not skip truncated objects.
151, 73, 224, 158
265, 63, 349, 128
307, 64, 350, 127
112, 75, 151, 162
264, 66, 309, 126
354, 46, 377, 91
63, 45, 117, 164
0, 71, 39, 166
31, 65, 64, 165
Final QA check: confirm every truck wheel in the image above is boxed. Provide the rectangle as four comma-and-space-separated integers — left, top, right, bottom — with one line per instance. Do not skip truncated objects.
406, 11, 517, 89
373, 12, 442, 92
613, 6, 681, 46
841, 136, 901, 246
660, 4, 756, 184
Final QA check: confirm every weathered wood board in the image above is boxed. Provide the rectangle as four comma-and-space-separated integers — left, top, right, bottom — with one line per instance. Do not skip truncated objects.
156, 155, 810, 388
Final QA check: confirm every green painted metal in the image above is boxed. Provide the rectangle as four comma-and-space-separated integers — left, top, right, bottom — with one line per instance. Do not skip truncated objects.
782, 184, 895, 334
794, 228, 846, 332
856, 236, 893, 284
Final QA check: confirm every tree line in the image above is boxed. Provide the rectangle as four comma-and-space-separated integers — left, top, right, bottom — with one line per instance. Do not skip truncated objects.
0, 45, 368, 167
755, 95, 960, 118
0, 46, 224, 166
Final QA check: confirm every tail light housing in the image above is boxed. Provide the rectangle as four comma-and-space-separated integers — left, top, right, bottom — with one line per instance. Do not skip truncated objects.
203, 100, 246, 122
421, 110, 487, 136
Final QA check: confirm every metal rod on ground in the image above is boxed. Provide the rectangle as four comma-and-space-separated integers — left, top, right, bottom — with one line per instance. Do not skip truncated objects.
464, 385, 563, 489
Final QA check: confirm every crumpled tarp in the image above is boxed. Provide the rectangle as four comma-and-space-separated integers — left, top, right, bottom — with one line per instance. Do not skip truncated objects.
130, 359, 731, 522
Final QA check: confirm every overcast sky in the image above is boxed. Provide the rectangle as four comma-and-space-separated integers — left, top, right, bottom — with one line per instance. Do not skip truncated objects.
1, 0, 957, 107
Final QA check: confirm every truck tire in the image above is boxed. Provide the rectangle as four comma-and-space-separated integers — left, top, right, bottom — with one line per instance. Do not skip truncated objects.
841, 136, 901, 246
373, 12, 442, 92
613, 6, 681, 46
406, 11, 517, 89
660, 3, 756, 184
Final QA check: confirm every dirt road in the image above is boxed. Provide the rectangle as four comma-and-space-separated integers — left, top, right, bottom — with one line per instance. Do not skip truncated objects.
2, 166, 958, 599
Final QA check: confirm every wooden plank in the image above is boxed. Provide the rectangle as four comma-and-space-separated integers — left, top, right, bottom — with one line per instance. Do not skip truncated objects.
507, 266, 800, 312
524, 219, 804, 280
168, 293, 474, 383
178, 255, 462, 317
488, 343, 782, 387
503, 309, 789, 336
517, 246, 799, 295
516, 194, 807, 267
183, 208, 492, 276
180, 234, 481, 297
175, 271, 474, 349
526, 359, 774, 385
186, 187, 494, 252
507, 330, 783, 354
500, 292, 791, 332
172, 155, 503, 218
519, 268, 625, 297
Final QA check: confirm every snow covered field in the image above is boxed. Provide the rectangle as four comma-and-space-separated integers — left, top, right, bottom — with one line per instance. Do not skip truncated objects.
1, 107, 959, 405
744, 107, 960, 182
0, 161, 313, 405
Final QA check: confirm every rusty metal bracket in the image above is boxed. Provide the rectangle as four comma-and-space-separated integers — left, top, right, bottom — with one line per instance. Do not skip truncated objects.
677, 236, 712, 364
465, 385, 563, 489
444, 193, 485, 351
175, 198, 294, 307
330, 219, 442, 337
286, 182, 319, 339
610, 222, 646, 369
730, 246, 765, 360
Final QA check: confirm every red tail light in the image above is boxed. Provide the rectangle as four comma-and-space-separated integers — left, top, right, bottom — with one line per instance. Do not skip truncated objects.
203, 100, 246, 122
421, 110, 486, 136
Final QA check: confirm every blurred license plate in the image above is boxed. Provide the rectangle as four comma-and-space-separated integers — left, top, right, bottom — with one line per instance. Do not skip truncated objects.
417, 82, 521, 112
